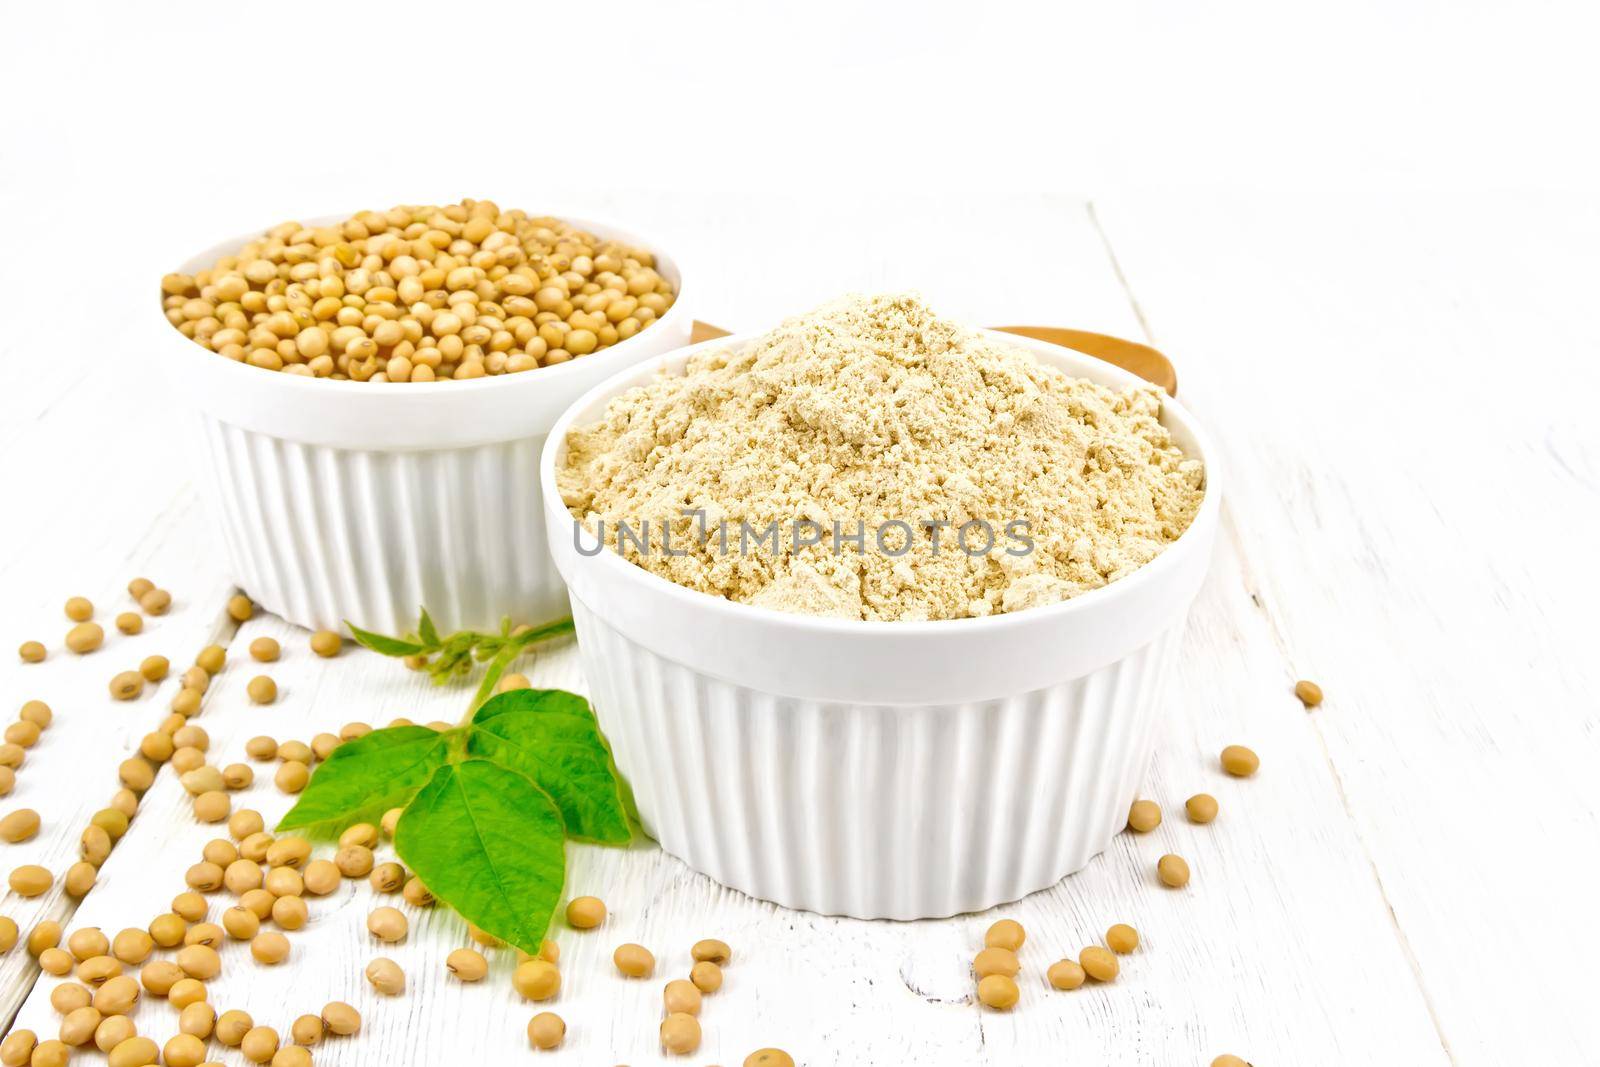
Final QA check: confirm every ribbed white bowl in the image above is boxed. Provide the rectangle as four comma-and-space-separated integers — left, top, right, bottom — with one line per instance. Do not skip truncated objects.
542, 330, 1220, 919
158, 213, 692, 634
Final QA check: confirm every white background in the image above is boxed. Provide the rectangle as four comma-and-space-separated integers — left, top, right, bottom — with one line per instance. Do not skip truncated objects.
3, 2, 1599, 1066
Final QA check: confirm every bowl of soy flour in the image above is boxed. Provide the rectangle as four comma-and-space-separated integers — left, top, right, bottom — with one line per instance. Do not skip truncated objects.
542, 293, 1218, 919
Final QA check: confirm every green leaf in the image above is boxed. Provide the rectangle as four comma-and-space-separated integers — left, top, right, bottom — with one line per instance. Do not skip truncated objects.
417, 608, 442, 648
466, 689, 631, 844
510, 617, 577, 650
346, 621, 427, 658
277, 726, 455, 837
395, 760, 565, 954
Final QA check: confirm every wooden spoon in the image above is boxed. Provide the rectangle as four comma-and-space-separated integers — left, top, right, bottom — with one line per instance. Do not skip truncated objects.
688, 320, 1177, 395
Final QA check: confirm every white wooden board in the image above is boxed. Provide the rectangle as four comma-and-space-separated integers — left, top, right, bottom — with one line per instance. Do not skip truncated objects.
3, 189, 1586, 1066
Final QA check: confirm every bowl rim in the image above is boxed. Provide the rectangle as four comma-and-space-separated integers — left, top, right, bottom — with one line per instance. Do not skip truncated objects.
540, 325, 1220, 638
156, 210, 692, 399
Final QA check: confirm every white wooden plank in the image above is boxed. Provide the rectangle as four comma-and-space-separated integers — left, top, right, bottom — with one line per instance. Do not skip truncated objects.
1094, 192, 1600, 1065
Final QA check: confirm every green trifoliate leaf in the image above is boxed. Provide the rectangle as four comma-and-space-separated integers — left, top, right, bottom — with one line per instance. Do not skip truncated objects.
394, 760, 566, 954
277, 726, 455, 838
466, 689, 631, 844
345, 621, 427, 658
417, 607, 442, 648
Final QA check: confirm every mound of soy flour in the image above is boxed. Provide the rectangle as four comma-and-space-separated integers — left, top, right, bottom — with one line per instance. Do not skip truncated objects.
558, 294, 1204, 621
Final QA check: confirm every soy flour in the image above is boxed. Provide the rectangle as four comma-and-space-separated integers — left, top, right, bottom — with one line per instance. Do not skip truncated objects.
557, 294, 1204, 621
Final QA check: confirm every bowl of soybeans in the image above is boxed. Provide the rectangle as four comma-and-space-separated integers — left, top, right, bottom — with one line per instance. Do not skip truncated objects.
156, 199, 692, 634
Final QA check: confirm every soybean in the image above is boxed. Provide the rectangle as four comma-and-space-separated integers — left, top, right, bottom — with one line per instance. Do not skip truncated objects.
1080, 945, 1120, 982
28, 920, 62, 956
271, 896, 308, 930
217, 1010, 255, 1045
240, 1026, 279, 1063
660, 1012, 701, 1054
274, 760, 309, 793
1158, 853, 1192, 887
109, 672, 145, 700
223, 907, 260, 941
367, 907, 407, 943
2, 722, 38, 748
566, 895, 605, 929
446, 948, 487, 981
163, 1034, 207, 1067
745, 1051, 796, 1067
321, 1001, 360, 1036
513, 959, 561, 1000
370, 861, 405, 893
973, 947, 1019, 979
39, 947, 73, 975
984, 919, 1025, 951
176, 943, 221, 979
310, 630, 342, 657
18, 641, 46, 663
365, 957, 404, 995
1106, 923, 1139, 953
108, 1036, 160, 1067
249, 637, 280, 662
1047, 958, 1087, 990
0, 1030, 33, 1065
50, 983, 91, 1014
334, 844, 373, 877
1294, 679, 1324, 707
0, 808, 40, 842
289, 1013, 323, 1045
67, 927, 109, 960
613, 943, 654, 978
301, 859, 339, 895
93, 974, 140, 1015
528, 1011, 566, 1050
1221, 744, 1260, 777
31, 1040, 71, 1067
59, 1005, 102, 1045
1186, 793, 1220, 823
1127, 798, 1162, 832
251, 931, 290, 965
664, 978, 702, 1016
691, 937, 731, 963
977, 973, 1019, 1010
168, 978, 207, 1008
9, 864, 51, 896
247, 676, 277, 704
194, 791, 230, 822
690, 960, 723, 993
139, 960, 183, 995
66, 622, 104, 654
148, 914, 187, 948
94, 1016, 136, 1053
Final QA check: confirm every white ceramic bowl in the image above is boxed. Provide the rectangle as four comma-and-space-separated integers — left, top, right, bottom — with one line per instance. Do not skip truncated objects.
158, 214, 692, 634
542, 330, 1221, 919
